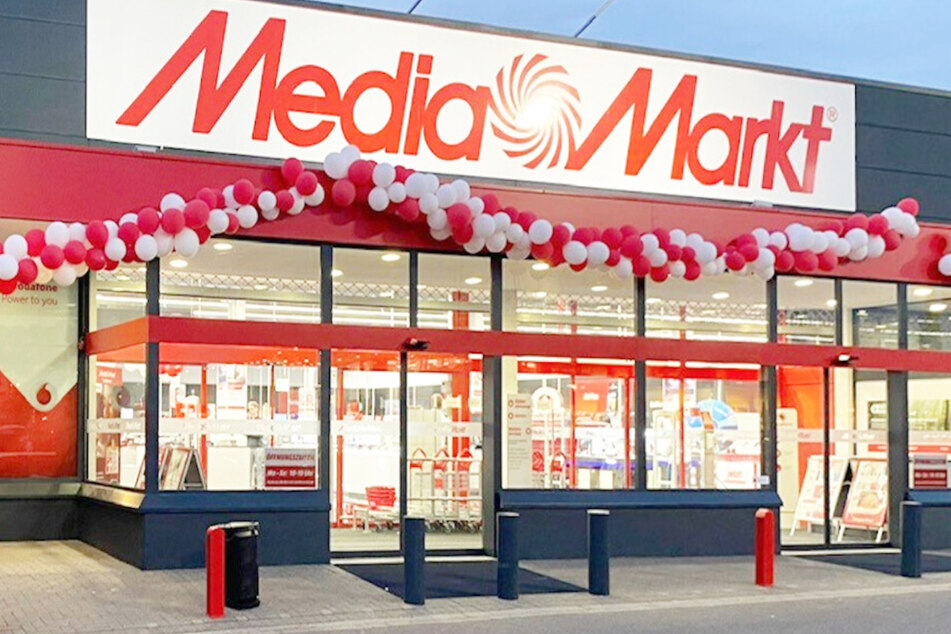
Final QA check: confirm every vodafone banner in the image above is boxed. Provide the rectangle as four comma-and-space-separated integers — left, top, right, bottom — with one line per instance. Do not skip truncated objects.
86, 0, 856, 210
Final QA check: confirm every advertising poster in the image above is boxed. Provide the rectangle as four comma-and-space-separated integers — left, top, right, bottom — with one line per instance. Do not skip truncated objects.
792, 455, 848, 526
265, 448, 317, 488
840, 459, 888, 529
505, 394, 533, 488
912, 454, 949, 489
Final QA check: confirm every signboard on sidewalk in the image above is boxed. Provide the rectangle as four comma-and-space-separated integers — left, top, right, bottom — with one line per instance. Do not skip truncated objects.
840, 459, 888, 529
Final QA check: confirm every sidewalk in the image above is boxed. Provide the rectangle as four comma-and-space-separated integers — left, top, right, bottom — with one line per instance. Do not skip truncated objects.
2, 541, 951, 633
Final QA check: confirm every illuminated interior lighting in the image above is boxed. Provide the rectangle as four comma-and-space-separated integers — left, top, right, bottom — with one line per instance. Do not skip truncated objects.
929, 302, 948, 313
380, 253, 401, 262
213, 242, 233, 252
794, 279, 813, 287
331, 269, 343, 277
913, 287, 934, 297
711, 292, 730, 300
591, 285, 608, 292
531, 262, 550, 271
465, 277, 483, 285
826, 299, 838, 307
169, 259, 188, 269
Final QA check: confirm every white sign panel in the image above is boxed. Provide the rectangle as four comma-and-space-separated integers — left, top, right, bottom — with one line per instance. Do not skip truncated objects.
504, 394, 533, 488
86, 0, 856, 210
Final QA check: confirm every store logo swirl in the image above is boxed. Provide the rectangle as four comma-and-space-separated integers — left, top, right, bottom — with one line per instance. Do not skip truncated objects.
488, 54, 581, 169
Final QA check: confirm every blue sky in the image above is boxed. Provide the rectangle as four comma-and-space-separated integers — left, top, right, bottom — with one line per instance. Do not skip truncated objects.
326, 0, 951, 91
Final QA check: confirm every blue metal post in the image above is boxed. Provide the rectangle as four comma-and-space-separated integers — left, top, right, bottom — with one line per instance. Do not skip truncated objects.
403, 516, 426, 605
901, 501, 922, 578
497, 512, 519, 600
588, 509, 610, 595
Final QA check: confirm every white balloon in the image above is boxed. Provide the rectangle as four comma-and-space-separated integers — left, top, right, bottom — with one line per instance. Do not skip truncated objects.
506, 246, 531, 260
237, 205, 258, 228
68, 222, 87, 242
173, 228, 200, 257
867, 235, 886, 258
0, 254, 17, 281
134, 235, 158, 261
563, 241, 587, 265
463, 237, 485, 254
387, 183, 407, 204
493, 213, 512, 232
154, 230, 174, 257
323, 152, 348, 180
340, 144, 361, 165
528, 220, 553, 245
160, 193, 185, 212
752, 228, 770, 248
222, 185, 237, 209
473, 214, 496, 239
515, 233, 531, 251
34, 264, 52, 285
641, 233, 660, 256
755, 266, 775, 281
686, 233, 705, 250
561, 222, 575, 234
418, 193, 440, 215
787, 225, 812, 252
74, 262, 88, 277
207, 210, 230, 234
669, 229, 687, 247
505, 223, 525, 244
120, 212, 138, 226
587, 241, 610, 266
372, 163, 396, 188
52, 265, 77, 287
486, 232, 508, 253
104, 238, 126, 262
404, 173, 429, 198
881, 206, 903, 229
430, 227, 452, 241
669, 260, 687, 278
427, 208, 448, 230
368, 187, 390, 212
648, 249, 668, 267
848, 245, 868, 262
3, 234, 28, 260
304, 185, 325, 207
451, 179, 471, 202
696, 242, 717, 264
257, 190, 277, 211
288, 188, 305, 216
702, 261, 720, 276
823, 230, 840, 245
833, 238, 851, 257
768, 231, 788, 250
906, 222, 921, 238
809, 232, 829, 254
424, 174, 440, 194
939, 254, 951, 277
844, 227, 869, 249
898, 212, 918, 237
466, 197, 485, 216
261, 207, 280, 221
614, 258, 634, 279
45, 222, 70, 247
436, 184, 457, 208
755, 248, 776, 269
105, 220, 119, 240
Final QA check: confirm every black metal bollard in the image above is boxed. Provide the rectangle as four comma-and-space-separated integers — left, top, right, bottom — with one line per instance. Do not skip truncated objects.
901, 501, 922, 578
588, 509, 610, 595
497, 512, 519, 600
403, 516, 426, 605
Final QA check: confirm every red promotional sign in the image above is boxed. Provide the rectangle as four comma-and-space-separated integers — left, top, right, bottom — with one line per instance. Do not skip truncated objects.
912, 454, 949, 489
264, 448, 316, 488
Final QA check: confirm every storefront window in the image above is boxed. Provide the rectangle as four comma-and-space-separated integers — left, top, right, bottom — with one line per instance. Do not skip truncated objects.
333, 248, 409, 327
502, 261, 635, 335
93, 266, 146, 329
842, 281, 898, 348
908, 372, 951, 489
160, 239, 320, 323
777, 276, 836, 344
156, 344, 320, 491
87, 346, 145, 488
501, 356, 635, 490
0, 276, 79, 479
907, 284, 951, 351
417, 253, 490, 330
646, 362, 762, 489
646, 276, 766, 342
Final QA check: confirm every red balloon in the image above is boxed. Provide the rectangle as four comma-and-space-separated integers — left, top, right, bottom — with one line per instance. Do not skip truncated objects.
502, 206, 519, 221
296, 171, 319, 196
684, 260, 702, 281
451, 223, 474, 245
574, 227, 595, 245
551, 225, 571, 247
64, 241, 87, 265
664, 244, 682, 261
195, 226, 211, 244
898, 197, 920, 216
394, 166, 413, 183
160, 208, 185, 234
844, 213, 869, 231
447, 204, 471, 230
819, 219, 845, 235
331, 180, 356, 207
739, 242, 760, 262
531, 242, 555, 261
794, 250, 819, 272
867, 214, 889, 236
620, 235, 644, 259
653, 228, 670, 248
711, 240, 725, 256
601, 227, 623, 249
137, 208, 161, 234
725, 251, 746, 271
195, 187, 219, 209
85, 248, 107, 271
25, 229, 45, 257
86, 221, 109, 249
282, 158, 304, 184
516, 211, 537, 231
681, 246, 696, 262
17, 259, 38, 285
883, 229, 902, 251
735, 233, 757, 247
650, 264, 670, 282
396, 199, 420, 222
481, 194, 501, 215
183, 200, 210, 229
619, 225, 638, 238
606, 248, 621, 267
570, 262, 587, 272
275, 189, 295, 212
818, 250, 837, 271
226, 212, 240, 234
347, 160, 374, 185
775, 251, 795, 272
104, 258, 119, 271
40, 245, 64, 270
0, 279, 17, 295
232, 179, 255, 205
633, 256, 651, 277
117, 222, 141, 246
354, 183, 372, 205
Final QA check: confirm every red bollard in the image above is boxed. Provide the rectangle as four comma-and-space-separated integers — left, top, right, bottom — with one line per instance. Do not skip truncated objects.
755, 508, 775, 587
206, 526, 225, 618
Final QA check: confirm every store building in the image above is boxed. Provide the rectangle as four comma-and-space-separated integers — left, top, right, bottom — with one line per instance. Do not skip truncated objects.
2, 0, 951, 569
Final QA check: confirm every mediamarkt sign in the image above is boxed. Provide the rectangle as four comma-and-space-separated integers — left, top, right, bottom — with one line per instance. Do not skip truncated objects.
87, 0, 856, 210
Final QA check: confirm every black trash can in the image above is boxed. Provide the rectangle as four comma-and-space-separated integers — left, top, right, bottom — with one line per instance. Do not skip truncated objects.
222, 521, 260, 610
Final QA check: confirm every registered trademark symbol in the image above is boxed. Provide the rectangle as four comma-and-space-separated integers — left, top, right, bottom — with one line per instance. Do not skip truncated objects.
827, 106, 838, 122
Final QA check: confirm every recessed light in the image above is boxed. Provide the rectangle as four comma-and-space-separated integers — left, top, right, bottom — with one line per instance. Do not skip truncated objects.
213, 242, 233, 252
794, 279, 813, 288
712, 292, 730, 300
115, 274, 130, 281
646, 297, 662, 304
532, 262, 550, 271
531, 291, 547, 299
465, 277, 483, 285
929, 302, 948, 313
169, 259, 188, 269
331, 269, 343, 277
913, 287, 934, 297
381, 253, 401, 262
826, 299, 838, 307
254, 284, 268, 291
591, 285, 608, 292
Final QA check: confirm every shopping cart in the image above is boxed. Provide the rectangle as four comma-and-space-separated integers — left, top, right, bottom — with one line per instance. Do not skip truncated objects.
354, 486, 399, 531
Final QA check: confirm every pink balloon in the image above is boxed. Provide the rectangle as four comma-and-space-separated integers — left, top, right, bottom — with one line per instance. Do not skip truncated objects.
232, 179, 255, 205
137, 208, 161, 234
331, 180, 356, 207
282, 158, 304, 184
447, 204, 471, 230
897, 197, 919, 216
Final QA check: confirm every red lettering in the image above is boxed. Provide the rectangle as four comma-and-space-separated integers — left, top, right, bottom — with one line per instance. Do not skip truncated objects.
801, 106, 833, 194
272, 66, 341, 147
340, 52, 414, 152
422, 83, 490, 161
680, 113, 743, 185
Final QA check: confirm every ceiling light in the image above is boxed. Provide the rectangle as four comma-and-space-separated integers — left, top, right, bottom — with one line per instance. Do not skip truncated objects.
532, 262, 550, 271
591, 285, 608, 292
826, 299, 838, 307
254, 284, 268, 291
381, 253, 401, 262
331, 269, 343, 277
929, 303, 948, 313
531, 291, 547, 299
646, 297, 662, 304
115, 275, 130, 281
913, 287, 934, 297
213, 242, 233, 252
794, 279, 813, 288
712, 292, 730, 300
465, 277, 483, 285
169, 259, 188, 269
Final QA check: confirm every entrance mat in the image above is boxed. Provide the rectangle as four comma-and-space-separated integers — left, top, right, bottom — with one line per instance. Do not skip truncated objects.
339, 561, 585, 599
803, 552, 951, 576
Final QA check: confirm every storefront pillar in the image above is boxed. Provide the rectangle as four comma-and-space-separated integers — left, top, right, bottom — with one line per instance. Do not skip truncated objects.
634, 277, 647, 489
887, 370, 909, 545
144, 259, 160, 494
762, 278, 777, 491
483, 255, 504, 555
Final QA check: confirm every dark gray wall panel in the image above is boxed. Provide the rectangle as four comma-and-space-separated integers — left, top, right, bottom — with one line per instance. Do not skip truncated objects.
0, 498, 78, 540
0, 74, 84, 139
0, 18, 84, 80
857, 125, 951, 178
0, 0, 85, 25
78, 499, 145, 568
856, 167, 951, 220
857, 85, 951, 136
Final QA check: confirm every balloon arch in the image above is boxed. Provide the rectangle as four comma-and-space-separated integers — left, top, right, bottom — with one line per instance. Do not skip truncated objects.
0, 145, 940, 295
